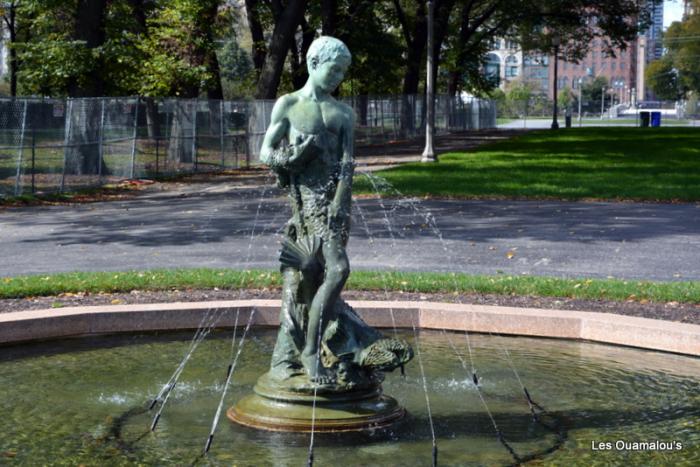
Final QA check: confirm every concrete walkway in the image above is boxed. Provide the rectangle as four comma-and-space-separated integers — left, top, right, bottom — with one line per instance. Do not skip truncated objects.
1, 180, 699, 281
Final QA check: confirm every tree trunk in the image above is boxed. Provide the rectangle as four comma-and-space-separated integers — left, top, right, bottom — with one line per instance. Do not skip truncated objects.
167, 100, 195, 164
321, 0, 338, 36
205, 49, 224, 99
393, 0, 427, 132
7, 4, 17, 97
203, 1, 224, 99
255, 0, 308, 99
68, 0, 107, 97
357, 94, 369, 126
290, 18, 315, 90
63, 100, 108, 176
245, 0, 267, 74
145, 98, 161, 139
432, 0, 456, 94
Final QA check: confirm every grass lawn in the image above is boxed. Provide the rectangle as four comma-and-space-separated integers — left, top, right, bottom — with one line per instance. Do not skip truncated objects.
1, 268, 699, 304
355, 127, 700, 201
496, 117, 516, 125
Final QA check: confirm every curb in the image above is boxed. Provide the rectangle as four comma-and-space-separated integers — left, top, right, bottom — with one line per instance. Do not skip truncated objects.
1, 300, 698, 356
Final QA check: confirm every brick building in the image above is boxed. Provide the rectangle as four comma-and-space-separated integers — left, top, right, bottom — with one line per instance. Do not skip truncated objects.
549, 40, 638, 104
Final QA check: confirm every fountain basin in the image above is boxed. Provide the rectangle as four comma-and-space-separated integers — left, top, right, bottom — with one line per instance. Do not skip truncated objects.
0, 325, 698, 465
1, 300, 698, 356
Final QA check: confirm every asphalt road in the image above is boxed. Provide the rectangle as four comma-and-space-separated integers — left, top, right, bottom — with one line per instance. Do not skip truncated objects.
1, 181, 699, 281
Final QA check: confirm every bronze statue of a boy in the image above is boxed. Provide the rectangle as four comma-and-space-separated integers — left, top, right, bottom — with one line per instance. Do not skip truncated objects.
260, 36, 412, 390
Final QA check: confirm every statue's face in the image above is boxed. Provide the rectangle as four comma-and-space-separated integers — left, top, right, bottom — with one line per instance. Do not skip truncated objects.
310, 59, 348, 93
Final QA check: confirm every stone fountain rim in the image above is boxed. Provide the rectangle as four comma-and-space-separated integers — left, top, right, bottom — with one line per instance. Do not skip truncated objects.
0, 299, 698, 357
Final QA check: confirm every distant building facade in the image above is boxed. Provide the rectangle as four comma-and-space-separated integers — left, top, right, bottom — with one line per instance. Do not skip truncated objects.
549, 39, 638, 104
485, 2, 666, 103
484, 38, 523, 89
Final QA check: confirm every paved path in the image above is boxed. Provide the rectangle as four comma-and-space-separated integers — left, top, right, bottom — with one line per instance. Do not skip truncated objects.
1, 180, 699, 281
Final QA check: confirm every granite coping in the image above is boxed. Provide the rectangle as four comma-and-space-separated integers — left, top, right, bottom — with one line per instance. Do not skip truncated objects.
0, 300, 698, 356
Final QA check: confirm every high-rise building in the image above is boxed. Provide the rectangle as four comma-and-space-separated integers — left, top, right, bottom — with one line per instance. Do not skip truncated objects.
644, 1, 664, 63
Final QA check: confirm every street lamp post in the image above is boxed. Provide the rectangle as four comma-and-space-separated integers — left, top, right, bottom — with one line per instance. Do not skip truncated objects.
551, 35, 560, 130
600, 86, 606, 119
577, 77, 583, 126
421, 0, 437, 162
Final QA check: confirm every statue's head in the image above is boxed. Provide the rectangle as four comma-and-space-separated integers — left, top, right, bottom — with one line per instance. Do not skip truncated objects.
306, 36, 351, 93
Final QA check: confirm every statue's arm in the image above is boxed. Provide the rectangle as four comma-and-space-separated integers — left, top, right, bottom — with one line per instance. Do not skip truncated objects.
260, 95, 318, 172
330, 108, 356, 220
260, 97, 291, 166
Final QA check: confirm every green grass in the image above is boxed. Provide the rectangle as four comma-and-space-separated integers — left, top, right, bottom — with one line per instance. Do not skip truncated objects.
355, 127, 700, 201
496, 118, 516, 125
1, 268, 699, 304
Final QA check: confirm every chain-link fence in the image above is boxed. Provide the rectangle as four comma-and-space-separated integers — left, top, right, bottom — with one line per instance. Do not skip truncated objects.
0, 95, 496, 198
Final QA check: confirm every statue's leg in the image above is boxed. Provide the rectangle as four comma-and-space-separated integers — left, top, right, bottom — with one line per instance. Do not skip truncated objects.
270, 267, 305, 379
301, 236, 350, 379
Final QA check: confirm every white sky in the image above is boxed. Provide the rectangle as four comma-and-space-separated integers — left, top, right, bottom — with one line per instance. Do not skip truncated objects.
664, 0, 685, 28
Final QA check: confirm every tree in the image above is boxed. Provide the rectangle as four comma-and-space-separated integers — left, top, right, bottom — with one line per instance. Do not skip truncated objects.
0, 1, 22, 96
646, 57, 681, 100
444, 0, 657, 96
252, 0, 308, 99
506, 79, 536, 116
558, 87, 574, 111
138, 0, 225, 99
580, 76, 608, 112
657, 6, 700, 97
219, 37, 255, 98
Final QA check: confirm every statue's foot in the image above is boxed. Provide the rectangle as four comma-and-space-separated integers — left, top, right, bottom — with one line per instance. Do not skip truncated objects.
310, 373, 336, 385
269, 362, 305, 381
301, 353, 337, 386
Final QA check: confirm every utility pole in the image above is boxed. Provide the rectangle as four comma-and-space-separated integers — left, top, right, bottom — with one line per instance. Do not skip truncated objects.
422, 0, 437, 162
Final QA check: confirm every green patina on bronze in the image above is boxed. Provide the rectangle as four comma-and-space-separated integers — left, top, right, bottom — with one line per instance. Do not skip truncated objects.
229, 36, 412, 431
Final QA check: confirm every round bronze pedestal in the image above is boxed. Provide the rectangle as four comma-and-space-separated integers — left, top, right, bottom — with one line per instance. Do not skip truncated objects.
227, 373, 406, 432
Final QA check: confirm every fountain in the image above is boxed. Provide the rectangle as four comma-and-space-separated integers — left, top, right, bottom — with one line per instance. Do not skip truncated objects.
0, 36, 699, 467
227, 36, 413, 434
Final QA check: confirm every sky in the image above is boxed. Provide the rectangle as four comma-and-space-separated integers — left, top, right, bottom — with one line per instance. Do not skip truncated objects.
664, 0, 685, 28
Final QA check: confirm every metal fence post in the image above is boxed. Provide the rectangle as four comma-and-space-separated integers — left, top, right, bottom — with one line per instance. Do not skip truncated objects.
380, 98, 386, 142
97, 98, 105, 179
130, 97, 139, 179
13, 100, 28, 196
31, 127, 36, 193
60, 99, 73, 193
192, 99, 198, 171
220, 100, 225, 169
244, 101, 250, 168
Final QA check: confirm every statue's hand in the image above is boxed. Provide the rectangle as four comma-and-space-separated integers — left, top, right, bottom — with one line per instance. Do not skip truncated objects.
288, 134, 319, 168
